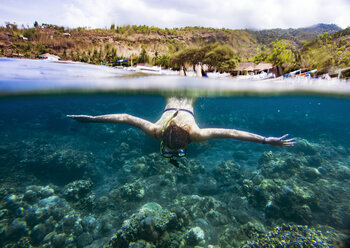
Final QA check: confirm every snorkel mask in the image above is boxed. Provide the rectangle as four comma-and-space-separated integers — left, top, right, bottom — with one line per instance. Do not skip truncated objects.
160, 143, 185, 167
160, 144, 187, 158
160, 143, 186, 168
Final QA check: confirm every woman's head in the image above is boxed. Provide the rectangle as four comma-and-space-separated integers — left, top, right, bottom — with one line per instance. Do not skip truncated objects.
162, 121, 190, 150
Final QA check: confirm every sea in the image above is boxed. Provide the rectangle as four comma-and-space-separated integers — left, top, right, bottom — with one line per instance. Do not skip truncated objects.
0, 57, 350, 248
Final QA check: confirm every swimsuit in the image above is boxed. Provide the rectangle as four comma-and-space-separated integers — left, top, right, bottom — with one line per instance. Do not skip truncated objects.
163, 108, 194, 117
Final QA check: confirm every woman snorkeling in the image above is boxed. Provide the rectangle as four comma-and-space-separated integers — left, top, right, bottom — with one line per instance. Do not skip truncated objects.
67, 97, 295, 167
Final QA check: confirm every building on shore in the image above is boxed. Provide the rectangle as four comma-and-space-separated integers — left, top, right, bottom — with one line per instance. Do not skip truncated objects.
39, 53, 60, 61
232, 62, 275, 76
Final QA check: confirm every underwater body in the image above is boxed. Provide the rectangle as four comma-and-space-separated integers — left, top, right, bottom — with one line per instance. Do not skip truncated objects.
0, 58, 350, 248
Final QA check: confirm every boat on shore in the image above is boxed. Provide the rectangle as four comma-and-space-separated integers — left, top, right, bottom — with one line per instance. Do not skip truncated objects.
206, 71, 231, 79
136, 65, 162, 74
283, 69, 317, 79
124, 65, 180, 75
123, 65, 162, 74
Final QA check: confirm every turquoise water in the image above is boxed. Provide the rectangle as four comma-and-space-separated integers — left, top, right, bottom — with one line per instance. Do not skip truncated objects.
0, 58, 350, 247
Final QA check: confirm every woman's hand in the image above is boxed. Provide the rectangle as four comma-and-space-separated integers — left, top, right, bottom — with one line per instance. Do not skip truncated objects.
265, 134, 295, 146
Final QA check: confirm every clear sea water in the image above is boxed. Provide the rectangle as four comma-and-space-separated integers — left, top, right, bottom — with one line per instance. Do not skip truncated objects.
0, 58, 350, 247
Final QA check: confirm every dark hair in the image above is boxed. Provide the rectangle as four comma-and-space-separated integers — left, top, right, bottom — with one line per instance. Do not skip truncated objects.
162, 122, 190, 150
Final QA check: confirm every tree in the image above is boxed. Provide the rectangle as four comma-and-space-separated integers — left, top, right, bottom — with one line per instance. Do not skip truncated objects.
340, 51, 350, 67
36, 43, 47, 54
318, 32, 332, 45
110, 24, 115, 30
254, 45, 269, 64
155, 55, 170, 68
170, 45, 213, 67
267, 40, 295, 75
204, 44, 236, 71
153, 51, 158, 64
5, 22, 18, 31
34, 21, 39, 28
62, 49, 67, 59
23, 28, 35, 40
138, 46, 149, 64
217, 58, 239, 72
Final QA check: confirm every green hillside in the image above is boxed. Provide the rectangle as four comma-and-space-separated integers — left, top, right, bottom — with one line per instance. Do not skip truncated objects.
300, 27, 350, 74
0, 22, 349, 75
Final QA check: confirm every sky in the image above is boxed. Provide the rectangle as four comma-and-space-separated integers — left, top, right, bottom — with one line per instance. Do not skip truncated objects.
0, 0, 349, 30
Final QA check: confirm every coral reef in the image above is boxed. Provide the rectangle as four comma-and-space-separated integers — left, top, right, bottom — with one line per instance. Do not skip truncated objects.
107, 202, 178, 247
241, 224, 347, 248
0, 184, 102, 248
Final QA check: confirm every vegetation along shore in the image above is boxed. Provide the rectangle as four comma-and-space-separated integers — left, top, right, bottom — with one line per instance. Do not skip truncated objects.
1, 22, 349, 76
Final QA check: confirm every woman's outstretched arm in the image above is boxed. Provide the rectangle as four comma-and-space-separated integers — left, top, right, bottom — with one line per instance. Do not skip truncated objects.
67, 114, 161, 139
191, 128, 295, 146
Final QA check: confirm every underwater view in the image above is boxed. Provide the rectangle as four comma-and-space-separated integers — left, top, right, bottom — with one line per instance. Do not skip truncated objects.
1, 59, 350, 248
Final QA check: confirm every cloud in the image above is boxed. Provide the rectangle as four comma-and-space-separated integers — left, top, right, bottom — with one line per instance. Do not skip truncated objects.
0, 0, 68, 27
1, 0, 349, 29
61, 0, 200, 28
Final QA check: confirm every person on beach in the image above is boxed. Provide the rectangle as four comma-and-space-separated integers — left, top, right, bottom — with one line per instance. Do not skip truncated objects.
180, 63, 206, 77
179, 66, 186, 76
67, 97, 295, 167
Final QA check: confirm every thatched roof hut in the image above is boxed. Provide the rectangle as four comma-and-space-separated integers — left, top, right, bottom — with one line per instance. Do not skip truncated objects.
233, 62, 274, 75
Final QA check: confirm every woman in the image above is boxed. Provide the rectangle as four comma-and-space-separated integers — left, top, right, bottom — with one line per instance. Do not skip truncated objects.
67, 97, 295, 166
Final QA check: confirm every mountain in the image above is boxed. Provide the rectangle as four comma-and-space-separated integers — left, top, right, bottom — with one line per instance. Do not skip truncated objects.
254, 23, 342, 47
300, 23, 342, 34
